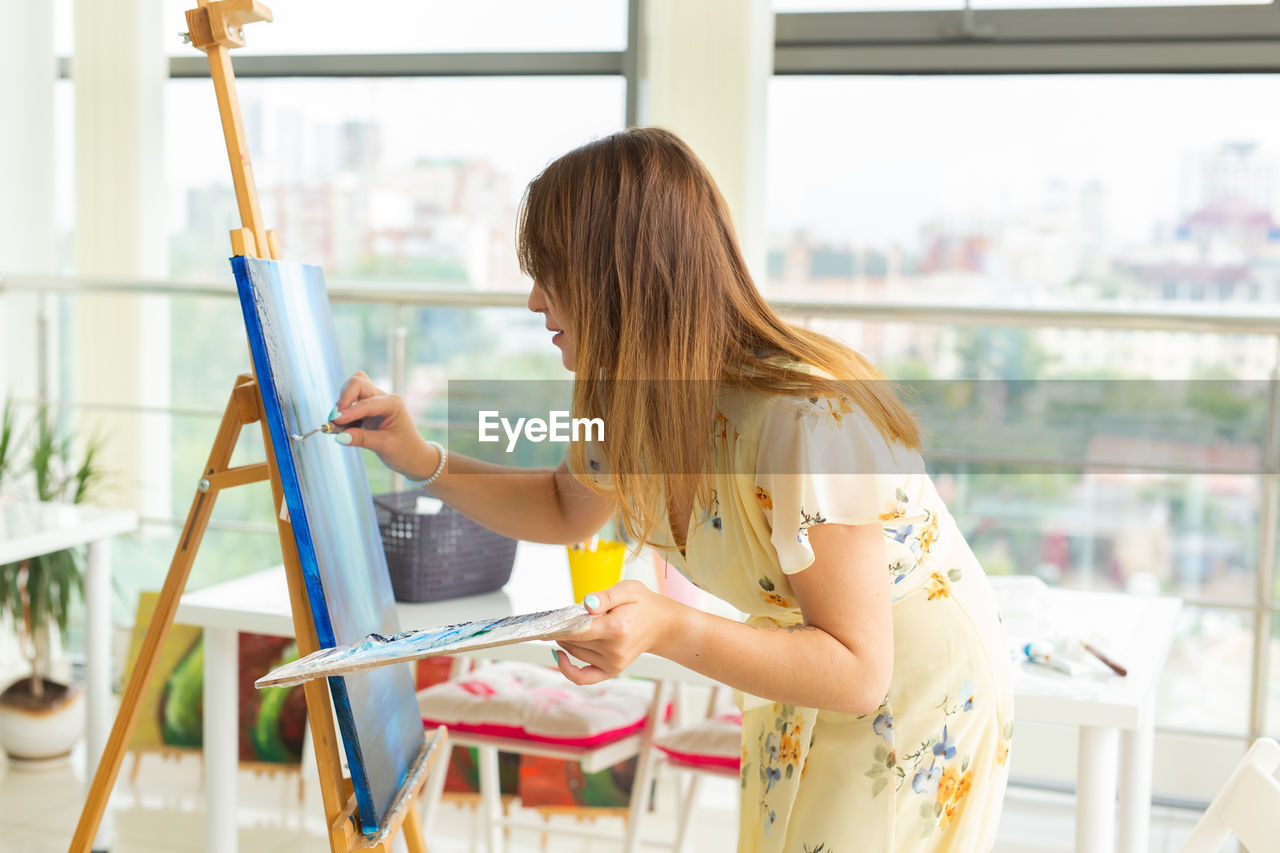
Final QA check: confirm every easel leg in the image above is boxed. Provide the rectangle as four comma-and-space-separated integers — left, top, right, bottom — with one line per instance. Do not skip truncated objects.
69, 375, 266, 853
403, 802, 429, 853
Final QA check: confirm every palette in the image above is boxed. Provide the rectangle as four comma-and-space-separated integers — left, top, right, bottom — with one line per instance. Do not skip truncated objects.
257, 605, 595, 688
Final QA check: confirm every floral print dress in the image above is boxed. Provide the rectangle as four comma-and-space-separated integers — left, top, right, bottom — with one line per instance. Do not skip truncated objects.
651, 384, 1014, 852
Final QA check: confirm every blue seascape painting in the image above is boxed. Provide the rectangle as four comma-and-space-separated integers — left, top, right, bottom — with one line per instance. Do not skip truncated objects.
232, 256, 423, 834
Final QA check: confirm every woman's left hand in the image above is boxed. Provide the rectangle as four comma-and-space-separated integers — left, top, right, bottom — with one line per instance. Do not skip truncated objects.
552, 580, 678, 686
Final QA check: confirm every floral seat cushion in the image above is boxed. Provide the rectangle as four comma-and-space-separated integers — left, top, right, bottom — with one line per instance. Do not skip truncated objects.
653, 710, 743, 770
417, 661, 655, 749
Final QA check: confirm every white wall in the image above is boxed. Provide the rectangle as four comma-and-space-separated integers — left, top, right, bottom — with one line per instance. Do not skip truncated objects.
0, 0, 56, 404
70, 0, 170, 520
637, 0, 773, 280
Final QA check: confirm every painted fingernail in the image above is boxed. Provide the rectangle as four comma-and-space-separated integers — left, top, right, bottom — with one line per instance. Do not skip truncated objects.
333, 432, 353, 446
328, 405, 340, 421
551, 649, 559, 665
583, 594, 600, 610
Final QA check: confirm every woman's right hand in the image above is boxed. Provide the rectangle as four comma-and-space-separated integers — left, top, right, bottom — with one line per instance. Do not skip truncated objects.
330, 371, 439, 480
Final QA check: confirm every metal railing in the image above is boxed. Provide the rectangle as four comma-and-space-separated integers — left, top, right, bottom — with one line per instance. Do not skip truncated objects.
3, 271, 1280, 740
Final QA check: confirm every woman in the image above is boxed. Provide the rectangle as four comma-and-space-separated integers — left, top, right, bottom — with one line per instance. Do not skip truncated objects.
332, 127, 1013, 851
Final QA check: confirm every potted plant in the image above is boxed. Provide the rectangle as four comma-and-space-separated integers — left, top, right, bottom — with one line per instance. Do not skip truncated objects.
0, 403, 103, 767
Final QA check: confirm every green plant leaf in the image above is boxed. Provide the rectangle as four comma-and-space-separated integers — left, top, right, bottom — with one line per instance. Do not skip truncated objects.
71, 433, 105, 505
0, 394, 17, 488
0, 563, 20, 625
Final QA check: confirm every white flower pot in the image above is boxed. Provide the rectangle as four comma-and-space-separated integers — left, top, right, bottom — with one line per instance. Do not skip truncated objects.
0, 678, 85, 769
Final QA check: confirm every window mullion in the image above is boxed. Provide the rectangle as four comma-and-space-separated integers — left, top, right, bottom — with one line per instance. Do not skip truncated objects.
776, 6, 1280, 46
775, 38, 1280, 74
166, 51, 626, 79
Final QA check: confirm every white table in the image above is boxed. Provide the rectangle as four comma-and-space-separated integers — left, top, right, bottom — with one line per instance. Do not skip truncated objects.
176, 542, 711, 853
179, 551, 1180, 853
0, 498, 138, 851
992, 578, 1182, 853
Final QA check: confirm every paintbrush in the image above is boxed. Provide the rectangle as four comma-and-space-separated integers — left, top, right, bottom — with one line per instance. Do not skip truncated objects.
291, 415, 384, 442
1080, 640, 1127, 677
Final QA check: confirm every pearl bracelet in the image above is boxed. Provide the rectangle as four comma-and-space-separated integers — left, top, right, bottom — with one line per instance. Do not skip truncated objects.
405, 440, 447, 488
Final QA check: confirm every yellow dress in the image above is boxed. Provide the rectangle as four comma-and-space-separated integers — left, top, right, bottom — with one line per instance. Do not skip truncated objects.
652, 384, 1014, 852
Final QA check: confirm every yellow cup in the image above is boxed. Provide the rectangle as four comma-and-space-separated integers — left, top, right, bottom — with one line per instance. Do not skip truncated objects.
566, 540, 626, 603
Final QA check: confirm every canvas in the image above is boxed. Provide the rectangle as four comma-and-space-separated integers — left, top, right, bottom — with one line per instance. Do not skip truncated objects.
124, 592, 203, 752
232, 256, 424, 833
125, 592, 307, 763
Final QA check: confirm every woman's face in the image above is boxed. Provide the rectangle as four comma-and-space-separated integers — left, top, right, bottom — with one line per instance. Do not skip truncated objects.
528, 280, 575, 372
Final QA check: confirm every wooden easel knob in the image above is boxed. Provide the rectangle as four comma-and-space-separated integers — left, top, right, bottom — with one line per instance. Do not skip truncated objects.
186, 0, 273, 52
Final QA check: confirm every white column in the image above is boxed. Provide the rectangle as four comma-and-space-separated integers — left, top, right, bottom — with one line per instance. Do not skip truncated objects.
72, 0, 170, 520
204, 626, 240, 853
0, 0, 56, 399
636, 0, 773, 280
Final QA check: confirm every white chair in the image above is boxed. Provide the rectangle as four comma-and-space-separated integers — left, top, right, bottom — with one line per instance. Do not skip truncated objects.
1180, 736, 1280, 853
649, 685, 742, 853
416, 658, 671, 853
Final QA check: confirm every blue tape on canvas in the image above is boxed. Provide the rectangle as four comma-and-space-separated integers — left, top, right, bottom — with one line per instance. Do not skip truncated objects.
231, 256, 421, 833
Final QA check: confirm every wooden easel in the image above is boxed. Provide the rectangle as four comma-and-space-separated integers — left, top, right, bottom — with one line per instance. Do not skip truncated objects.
67, 2, 444, 851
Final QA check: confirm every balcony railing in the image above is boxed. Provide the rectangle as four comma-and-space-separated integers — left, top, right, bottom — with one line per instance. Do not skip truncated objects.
3, 271, 1280, 743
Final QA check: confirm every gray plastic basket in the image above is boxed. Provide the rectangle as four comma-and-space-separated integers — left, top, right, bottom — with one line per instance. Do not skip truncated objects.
373, 490, 518, 603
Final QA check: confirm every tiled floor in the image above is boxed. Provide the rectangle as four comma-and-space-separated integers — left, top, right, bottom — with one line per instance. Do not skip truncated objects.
0, 742, 1224, 853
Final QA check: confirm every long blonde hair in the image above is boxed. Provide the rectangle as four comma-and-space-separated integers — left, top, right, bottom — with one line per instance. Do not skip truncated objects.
517, 127, 919, 549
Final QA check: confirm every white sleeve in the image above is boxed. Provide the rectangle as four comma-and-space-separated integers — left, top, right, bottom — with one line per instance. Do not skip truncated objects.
753, 394, 920, 574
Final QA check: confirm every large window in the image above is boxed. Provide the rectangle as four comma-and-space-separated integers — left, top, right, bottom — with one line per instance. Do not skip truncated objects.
768, 4, 1280, 759
765, 74, 1280, 313
36, 6, 629, 623
39, 0, 1280, 793
166, 77, 625, 282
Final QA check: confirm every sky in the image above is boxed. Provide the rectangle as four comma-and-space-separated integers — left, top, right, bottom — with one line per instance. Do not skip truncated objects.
766, 75, 1280, 245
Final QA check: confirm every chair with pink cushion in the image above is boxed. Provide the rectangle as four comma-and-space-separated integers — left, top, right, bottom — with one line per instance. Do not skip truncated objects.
416, 659, 671, 852
649, 685, 743, 853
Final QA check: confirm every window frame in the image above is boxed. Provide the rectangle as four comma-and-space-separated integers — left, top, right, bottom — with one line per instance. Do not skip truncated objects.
51, 0, 1280, 776
775, 4, 1280, 73
772, 1, 1280, 748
